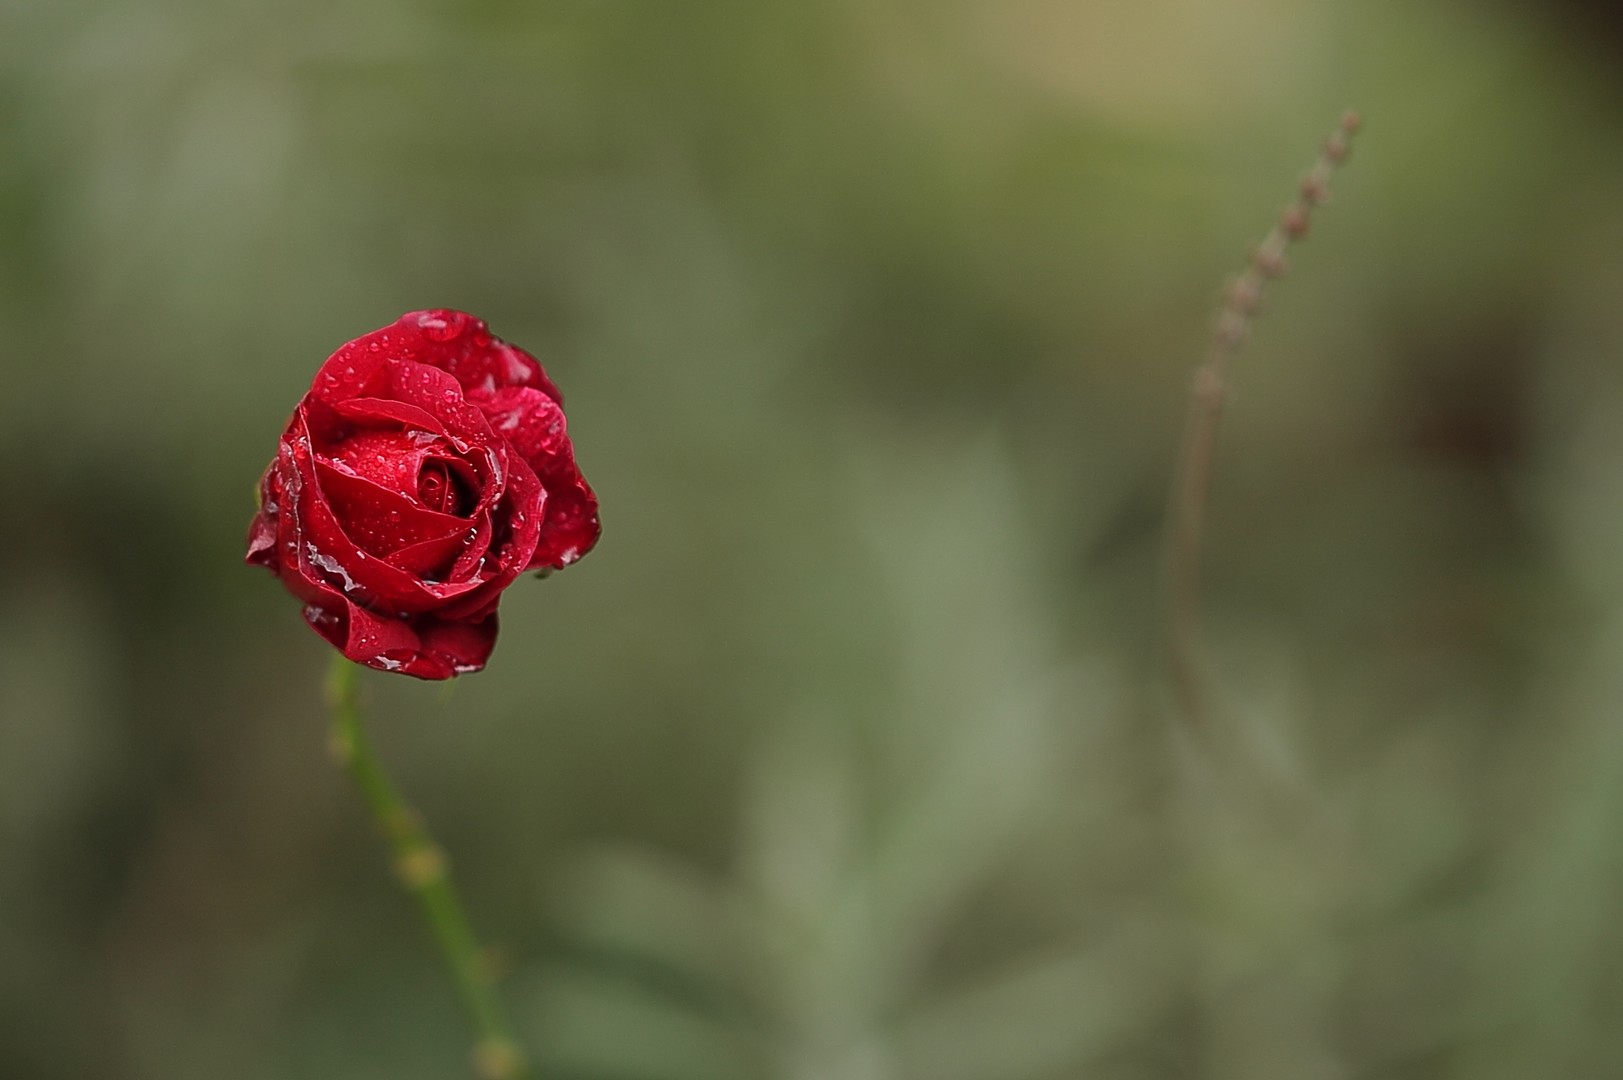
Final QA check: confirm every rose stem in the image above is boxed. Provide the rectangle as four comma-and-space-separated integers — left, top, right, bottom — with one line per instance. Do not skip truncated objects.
1164, 109, 1361, 728
325, 656, 529, 1080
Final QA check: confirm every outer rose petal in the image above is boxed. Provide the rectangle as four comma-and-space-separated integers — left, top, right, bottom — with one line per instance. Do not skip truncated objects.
404, 309, 565, 402
315, 310, 563, 405
475, 386, 568, 463
379, 358, 505, 448
528, 464, 599, 571
246, 465, 283, 566
472, 386, 600, 571
306, 599, 498, 678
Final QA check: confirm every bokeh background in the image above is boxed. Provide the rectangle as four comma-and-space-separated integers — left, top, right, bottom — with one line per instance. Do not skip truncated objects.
6, 1, 1623, 1077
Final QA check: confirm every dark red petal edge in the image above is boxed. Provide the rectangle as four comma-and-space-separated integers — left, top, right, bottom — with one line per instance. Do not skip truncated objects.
305, 601, 499, 679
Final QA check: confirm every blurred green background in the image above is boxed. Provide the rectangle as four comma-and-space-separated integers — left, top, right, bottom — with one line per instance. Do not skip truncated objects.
6, 1, 1623, 1077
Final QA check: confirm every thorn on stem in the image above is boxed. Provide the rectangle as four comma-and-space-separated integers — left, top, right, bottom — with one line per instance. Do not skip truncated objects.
1252, 246, 1289, 278
327, 728, 355, 765
396, 843, 447, 888
1214, 311, 1249, 349
473, 1039, 524, 1080
1227, 277, 1263, 315
1280, 205, 1311, 239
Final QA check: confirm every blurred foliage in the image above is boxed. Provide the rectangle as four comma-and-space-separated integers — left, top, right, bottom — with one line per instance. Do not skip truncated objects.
5, 0, 1623, 1077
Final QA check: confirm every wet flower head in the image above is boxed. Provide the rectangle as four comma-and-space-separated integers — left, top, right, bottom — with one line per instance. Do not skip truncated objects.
247, 310, 599, 678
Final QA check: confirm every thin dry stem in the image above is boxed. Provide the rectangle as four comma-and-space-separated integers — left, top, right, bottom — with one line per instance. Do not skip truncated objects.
1165, 110, 1361, 727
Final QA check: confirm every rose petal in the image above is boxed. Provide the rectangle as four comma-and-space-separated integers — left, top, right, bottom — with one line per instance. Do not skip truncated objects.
286, 414, 488, 615
307, 329, 395, 405
528, 463, 600, 571
382, 359, 504, 448
396, 309, 564, 403
326, 429, 434, 500
299, 492, 488, 615
246, 464, 283, 567
468, 386, 598, 572
314, 458, 467, 559
385, 530, 477, 579
413, 615, 499, 676
334, 396, 446, 435
435, 455, 545, 620
264, 433, 348, 609
306, 599, 497, 680
416, 455, 481, 516
447, 508, 495, 583
474, 386, 569, 463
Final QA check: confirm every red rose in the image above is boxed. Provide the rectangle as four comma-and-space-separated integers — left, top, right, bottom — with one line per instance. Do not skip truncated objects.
246, 310, 599, 679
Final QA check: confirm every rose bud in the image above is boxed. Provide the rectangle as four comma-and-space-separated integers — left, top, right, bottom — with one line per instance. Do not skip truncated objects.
246, 310, 599, 679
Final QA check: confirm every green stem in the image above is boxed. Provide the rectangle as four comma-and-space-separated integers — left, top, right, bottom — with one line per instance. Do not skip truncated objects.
325, 657, 530, 1080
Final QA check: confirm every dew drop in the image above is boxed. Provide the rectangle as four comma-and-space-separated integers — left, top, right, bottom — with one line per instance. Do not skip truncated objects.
306, 545, 360, 594
498, 346, 532, 384
417, 311, 468, 342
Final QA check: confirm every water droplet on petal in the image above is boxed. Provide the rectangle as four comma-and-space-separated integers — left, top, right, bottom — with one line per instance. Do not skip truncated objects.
417, 311, 468, 342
